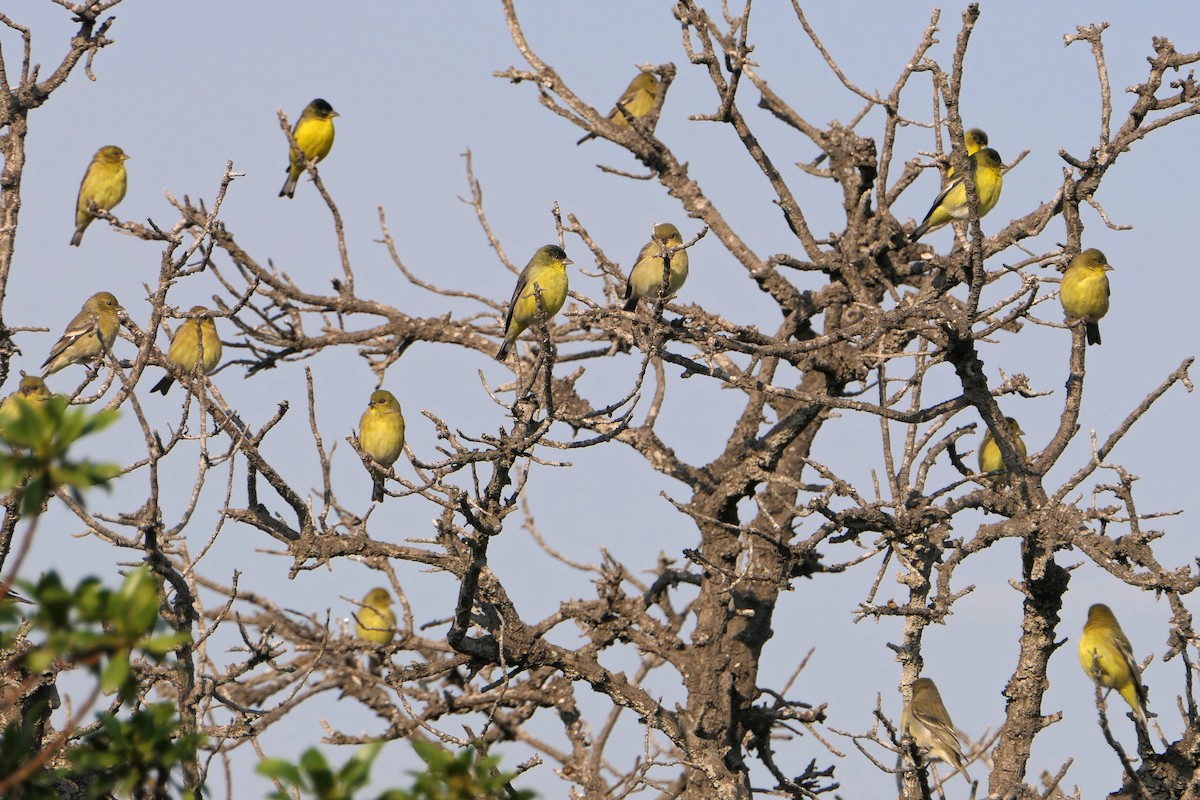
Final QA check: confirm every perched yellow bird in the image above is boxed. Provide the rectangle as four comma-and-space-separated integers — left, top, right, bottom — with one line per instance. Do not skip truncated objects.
945, 128, 988, 179
978, 416, 1027, 483
0, 376, 53, 439
495, 245, 572, 360
279, 98, 338, 198
359, 390, 405, 503
901, 678, 968, 774
355, 586, 396, 672
1079, 603, 1149, 729
41, 292, 123, 376
150, 307, 222, 395
355, 587, 396, 645
623, 223, 689, 312
71, 145, 129, 247
1060, 248, 1113, 346
909, 147, 1004, 243
577, 72, 660, 145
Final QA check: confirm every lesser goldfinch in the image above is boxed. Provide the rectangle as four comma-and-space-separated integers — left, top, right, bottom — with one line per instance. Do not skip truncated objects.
279, 98, 338, 198
909, 147, 1004, 243
150, 307, 222, 395
355, 587, 396, 645
577, 72, 659, 145
359, 390, 405, 503
901, 678, 967, 774
41, 292, 123, 376
1060, 248, 1113, 346
0, 376, 53, 440
495, 245, 572, 360
623, 223, 689, 312
1079, 603, 1148, 729
978, 416, 1027, 483
71, 145, 129, 247
945, 128, 988, 179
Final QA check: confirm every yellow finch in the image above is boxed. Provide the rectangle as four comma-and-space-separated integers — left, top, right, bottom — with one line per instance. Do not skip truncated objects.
71, 145, 129, 247
150, 307, 222, 395
909, 147, 1004, 243
945, 128, 988, 179
623, 223, 689, 312
577, 72, 659, 145
0, 376, 53, 441
355, 587, 396, 672
901, 678, 967, 774
1060, 248, 1113, 346
359, 390, 405, 503
279, 98, 338, 198
978, 416, 1027, 483
1079, 603, 1148, 729
495, 245, 572, 360
41, 292, 123, 376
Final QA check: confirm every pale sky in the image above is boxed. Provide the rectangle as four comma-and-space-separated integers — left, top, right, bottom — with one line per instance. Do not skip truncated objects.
4, 1, 1200, 797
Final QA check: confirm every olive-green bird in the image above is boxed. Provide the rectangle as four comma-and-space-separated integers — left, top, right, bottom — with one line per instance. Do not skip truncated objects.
945, 128, 988, 179
901, 678, 968, 775
577, 72, 660, 145
978, 416, 1027, 483
359, 390, 405, 503
71, 145, 129, 246
41, 291, 123, 376
909, 147, 1004, 243
279, 98, 338, 198
150, 307, 222, 395
623, 223, 689, 312
1079, 603, 1148, 729
495, 245, 572, 360
1060, 248, 1113, 346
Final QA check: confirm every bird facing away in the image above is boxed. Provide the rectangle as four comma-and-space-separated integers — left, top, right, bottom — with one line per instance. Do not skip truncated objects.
495, 245, 572, 360
1060, 248, 1113, 346
71, 145, 129, 246
1079, 603, 1149, 729
150, 307, 222, 395
623, 223, 689, 312
359, 390, 405, 503
909, 147, 1004, 243
945, 128, 988, 179
978, 416, 1027, 484
901, 678, 968, 774
41, 292, 123, 377
279, 98, 338, 198
577, 72, 660, 145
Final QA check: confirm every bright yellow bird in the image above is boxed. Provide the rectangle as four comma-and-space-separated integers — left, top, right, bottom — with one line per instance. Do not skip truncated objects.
71, 145, 129, 247
0, 376, 53, 441
1060, 248, 1113, 346
909, 147, 1004, 243
356, 586, 396, 672
945, 128, 988, 179
495, 245, 572, 360
623, 223, 689, 312
978, 416, 1027, 483
1079, 603, 1148, 729
41, 292, 123, 376
577, 72, 660, 145
150, 307, 222, 395
279, 98, 338, 198
901, 678, 968, 774
359, 390, 405, 503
